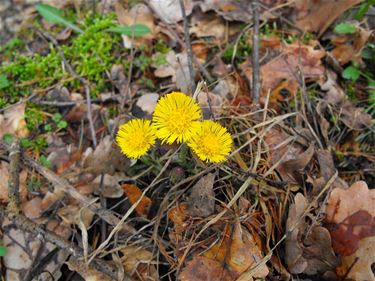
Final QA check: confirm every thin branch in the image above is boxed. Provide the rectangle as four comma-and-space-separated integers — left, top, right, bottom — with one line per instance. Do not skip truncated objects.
0, 141, 137, 235
178, 0, 196, 94
0, 206, 128, 280
7, 140, 20, 213
251, 0, 260, 105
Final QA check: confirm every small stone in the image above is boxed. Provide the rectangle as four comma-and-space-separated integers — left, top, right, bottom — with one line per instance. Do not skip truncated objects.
0, 0, 11, 13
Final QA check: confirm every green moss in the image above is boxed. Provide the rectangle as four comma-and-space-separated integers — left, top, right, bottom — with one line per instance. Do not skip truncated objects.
25, 105, 45, 130
0, 12, 123, 106
63, 13, 122, 93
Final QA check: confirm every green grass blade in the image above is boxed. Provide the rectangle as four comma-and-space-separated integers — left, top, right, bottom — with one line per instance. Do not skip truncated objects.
107, 24, 151, 37
36, 4, 83, 34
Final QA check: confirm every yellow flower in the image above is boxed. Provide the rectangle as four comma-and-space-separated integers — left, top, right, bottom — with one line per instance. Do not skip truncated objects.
188, 120, 232, 163
116, 119, 156, 159
152, 92, 202, 144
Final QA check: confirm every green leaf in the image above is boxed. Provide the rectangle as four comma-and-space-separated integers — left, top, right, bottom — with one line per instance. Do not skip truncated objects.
0, 75, 10, 89
107, 24, 151, 37
355, 0, 375, 20
57, 120, 68, 129
342, 66, 361, 81
3, 134, 13, 145
20, 138, 32, 149
44, 124, 53, 131
334, 22, 357, 34
0, 246, 6, 256
52, 113, 62, 123
36, 4, 83, 33
39, 155, 52, 168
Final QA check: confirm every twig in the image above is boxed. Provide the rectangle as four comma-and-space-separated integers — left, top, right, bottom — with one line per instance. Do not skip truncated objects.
251, 0, 260, 105
178, 0, 196, 94
0, 141, 137, 235
84, 84, 97, 147
0, 206, 122, 280
33, 95, 121, 107
7, 140, 20, 213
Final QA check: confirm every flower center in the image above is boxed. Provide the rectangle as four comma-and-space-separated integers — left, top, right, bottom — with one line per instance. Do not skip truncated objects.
166, 109, 193, 134
129, 130, 148, 150
200, 133, 221, 157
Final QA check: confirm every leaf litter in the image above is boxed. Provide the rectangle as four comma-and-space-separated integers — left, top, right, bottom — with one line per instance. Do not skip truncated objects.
0, 0, 374, 280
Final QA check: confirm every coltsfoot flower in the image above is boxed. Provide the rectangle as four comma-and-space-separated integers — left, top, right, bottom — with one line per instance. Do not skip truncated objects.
152, 92, 202, 144
116, 119, 156, 159
187, 120, 232, 163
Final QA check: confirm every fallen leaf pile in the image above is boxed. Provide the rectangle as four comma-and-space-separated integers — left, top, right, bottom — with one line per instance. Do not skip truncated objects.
0, 0, 374, 280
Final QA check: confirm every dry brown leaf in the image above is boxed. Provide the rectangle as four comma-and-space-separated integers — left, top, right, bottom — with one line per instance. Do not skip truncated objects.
121, 245, 158, 280
89, 174, 124, 198
115, 3, 155, 48
21, 197, 43, 219
168, 203, 188, 235
203, 222, 269, 279
40, 189, 65, 211
285, 193, 338, 275
200, 0, 279, 22
293, 0, 362, 36
180, 256, 235, 281
46, 219, 72, 238
186, 173, 215, 217
0, 103, 29, 138
336, 236, 375, 281
122, 184, 152, 218
263, 128, 304, 182
282, 144, 314, 172
319, 71, 373, 130
67, 258, 113, 281
241, 42, 325, 107
197, 91, 225, 117
46, 146, 81, 175
57, 205, 94, 228
82, 135, 129, 175
190, 17, 227, 40
192, 42, 209, 63
135, 93, 159, 115
2, 217, 68, 281
152, 51, 192, 92
150, 0, 193, 24
331, 27, 372, 65
153, 50, 177, 78
325, 181, 375, 256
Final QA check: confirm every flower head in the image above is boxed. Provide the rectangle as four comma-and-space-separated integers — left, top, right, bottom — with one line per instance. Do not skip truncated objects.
116, 119, 156, 159
187, 120, 232, 163
152, 92, 202, 144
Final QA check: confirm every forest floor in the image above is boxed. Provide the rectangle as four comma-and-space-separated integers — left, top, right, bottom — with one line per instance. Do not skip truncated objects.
0, 0, 374, 280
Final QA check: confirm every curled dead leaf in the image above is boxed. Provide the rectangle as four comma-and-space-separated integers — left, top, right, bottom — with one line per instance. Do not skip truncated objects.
285, 193, 338, 275
122, 184, 152, 218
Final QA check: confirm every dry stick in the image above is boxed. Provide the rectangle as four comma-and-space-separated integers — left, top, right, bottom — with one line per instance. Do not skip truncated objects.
251, 0, 260, 105
0, 206, 121, 280
0, 141, 136, 235
178, 0, 196, 94
7, 140, 21, 213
